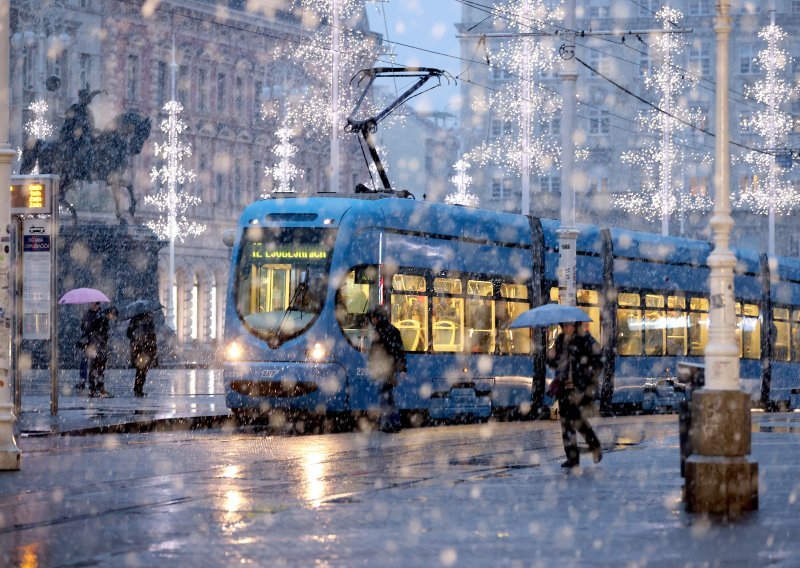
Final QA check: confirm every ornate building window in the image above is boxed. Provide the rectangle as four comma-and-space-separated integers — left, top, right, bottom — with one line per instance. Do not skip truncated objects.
126, 55, 138, 100
198, 69, 208, 112
217, 72, 226, 112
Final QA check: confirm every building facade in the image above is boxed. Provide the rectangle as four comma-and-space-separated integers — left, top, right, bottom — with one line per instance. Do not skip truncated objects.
10, 0, 378, 356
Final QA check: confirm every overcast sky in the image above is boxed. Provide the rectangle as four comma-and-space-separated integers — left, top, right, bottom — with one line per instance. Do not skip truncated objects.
367, 0, 463, 115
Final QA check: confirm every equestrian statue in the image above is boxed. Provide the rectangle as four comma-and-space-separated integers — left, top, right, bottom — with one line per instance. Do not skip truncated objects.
20, 87, 152, 223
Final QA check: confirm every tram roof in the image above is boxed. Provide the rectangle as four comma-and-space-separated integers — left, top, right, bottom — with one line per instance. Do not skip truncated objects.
240, 195, 533, 244
772, 254, 800, 284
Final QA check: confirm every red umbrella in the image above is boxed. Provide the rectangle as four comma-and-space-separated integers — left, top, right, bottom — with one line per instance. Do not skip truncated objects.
58, 288, 111, 305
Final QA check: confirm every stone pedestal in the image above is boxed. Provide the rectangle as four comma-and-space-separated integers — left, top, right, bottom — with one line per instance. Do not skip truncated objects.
684, 390, 759, 515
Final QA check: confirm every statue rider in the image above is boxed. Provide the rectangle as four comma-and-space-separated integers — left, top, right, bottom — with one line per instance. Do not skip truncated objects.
58, 87, 102, 183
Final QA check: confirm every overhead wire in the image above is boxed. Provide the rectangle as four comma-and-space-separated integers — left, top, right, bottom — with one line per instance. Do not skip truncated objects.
111, 0, 769, 156
453, 0, 780, 116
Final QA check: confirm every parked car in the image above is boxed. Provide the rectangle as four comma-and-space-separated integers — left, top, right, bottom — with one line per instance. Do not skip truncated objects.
611, 379, 688, 415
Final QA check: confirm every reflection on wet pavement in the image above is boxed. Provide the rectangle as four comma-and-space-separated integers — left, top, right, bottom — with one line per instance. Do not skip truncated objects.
9, 414, 775, 567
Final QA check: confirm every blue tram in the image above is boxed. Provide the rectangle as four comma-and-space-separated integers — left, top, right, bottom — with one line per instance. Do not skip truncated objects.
222, 194, 800, 421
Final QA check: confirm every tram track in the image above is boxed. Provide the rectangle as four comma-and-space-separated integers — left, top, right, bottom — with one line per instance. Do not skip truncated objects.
1, 415, 677, 543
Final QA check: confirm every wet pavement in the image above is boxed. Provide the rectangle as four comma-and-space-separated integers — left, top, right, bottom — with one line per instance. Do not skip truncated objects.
16, 368, 228, 435
2, 378, 800, 566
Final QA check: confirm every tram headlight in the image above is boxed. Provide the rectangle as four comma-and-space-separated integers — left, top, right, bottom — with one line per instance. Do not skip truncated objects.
307, 342, 326, 361
225, 340, 243, 361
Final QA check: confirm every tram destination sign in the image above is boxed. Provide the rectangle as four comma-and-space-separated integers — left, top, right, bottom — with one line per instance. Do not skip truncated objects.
10, 175, 56, 215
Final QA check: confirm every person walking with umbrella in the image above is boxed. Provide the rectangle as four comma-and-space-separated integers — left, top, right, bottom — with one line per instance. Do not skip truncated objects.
83, 305, 117, 398
547, 320, 603, 468
127, 311, 158, 397
510, 303, 603, 468
74, 302, 102, 391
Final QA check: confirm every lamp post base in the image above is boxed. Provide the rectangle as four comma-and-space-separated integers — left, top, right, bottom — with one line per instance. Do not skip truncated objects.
684, 390, 758, 515
685, 456, 758, 516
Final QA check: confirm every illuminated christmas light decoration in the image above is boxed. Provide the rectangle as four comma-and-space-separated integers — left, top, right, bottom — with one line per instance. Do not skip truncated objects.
145, 43, 205, 330
734, 20, 800, 255
468, 0, 561, 214
615, 6, 711, 234
445, 159, 479, 207
274, 0, 385, 192
24, 99, 53, 140
23, 99, 53, 174
264, 126, 301, 195
145, 99, 203, 241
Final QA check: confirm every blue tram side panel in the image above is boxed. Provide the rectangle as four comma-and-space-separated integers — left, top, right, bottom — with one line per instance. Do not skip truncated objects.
223, 195, 800, 422
223, 196, 540, 422
767, 255, 800, 409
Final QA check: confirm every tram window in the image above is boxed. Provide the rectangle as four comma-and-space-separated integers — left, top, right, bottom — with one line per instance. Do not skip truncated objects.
791, 310, 800, 363
391, 295, 428, 352
432, 296, 464, 352
236, 226, 335, 342
773, 307, 791, 362
666, 296, 688, 356
644, 294, 666, 356
689, 297, 709, 356
617, 292, 643, 356
433, 277, 462, 295
335, 268, 376, 349
578, 289, 601, 343
740, 303, 761, 359
548, 287, 602, 342
497, 299, 531, 354
467, 280, 495, 354
501, 283, 528, 300
390, 270, 428, 352
467, 279, 493, 296
393, 273, 426, 292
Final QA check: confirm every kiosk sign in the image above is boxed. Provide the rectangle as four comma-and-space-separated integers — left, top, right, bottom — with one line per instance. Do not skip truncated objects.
22, 219, 52, 340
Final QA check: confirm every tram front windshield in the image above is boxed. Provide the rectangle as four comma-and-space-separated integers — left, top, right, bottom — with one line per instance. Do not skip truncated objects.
235, 226, 336, 344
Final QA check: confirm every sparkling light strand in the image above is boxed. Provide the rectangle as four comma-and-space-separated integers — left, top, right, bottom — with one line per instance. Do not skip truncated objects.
735, 23, 800, 215
445, 158, 480, 207
271, 0, 387, 140
466, 0, 561, 181
23, 99, 53, 174
145, 100, 204, 241
614, 6, 712, 226
264, 126, 301, 195
24, 99, 53, 140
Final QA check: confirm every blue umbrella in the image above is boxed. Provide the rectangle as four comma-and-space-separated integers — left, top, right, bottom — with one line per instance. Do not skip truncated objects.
509, 304, 592, 328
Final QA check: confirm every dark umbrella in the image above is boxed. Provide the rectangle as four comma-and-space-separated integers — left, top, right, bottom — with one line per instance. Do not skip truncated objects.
119, 299, 163, 321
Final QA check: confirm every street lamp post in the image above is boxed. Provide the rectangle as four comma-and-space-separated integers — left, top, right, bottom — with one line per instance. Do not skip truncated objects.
557, 0, 578, 307
0, 0, 22, 471
684, 0, 757, 515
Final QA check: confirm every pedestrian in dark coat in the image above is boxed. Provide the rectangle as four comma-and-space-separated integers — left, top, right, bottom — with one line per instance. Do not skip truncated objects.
368, 307, 407, 432
547, 322, 603, 468
127, 312, 158, 397
83, 305, 117, 398
74, 302, 101, 391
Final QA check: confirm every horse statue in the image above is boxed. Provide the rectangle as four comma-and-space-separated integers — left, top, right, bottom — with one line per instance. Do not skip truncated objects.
20, 87, 151, 224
